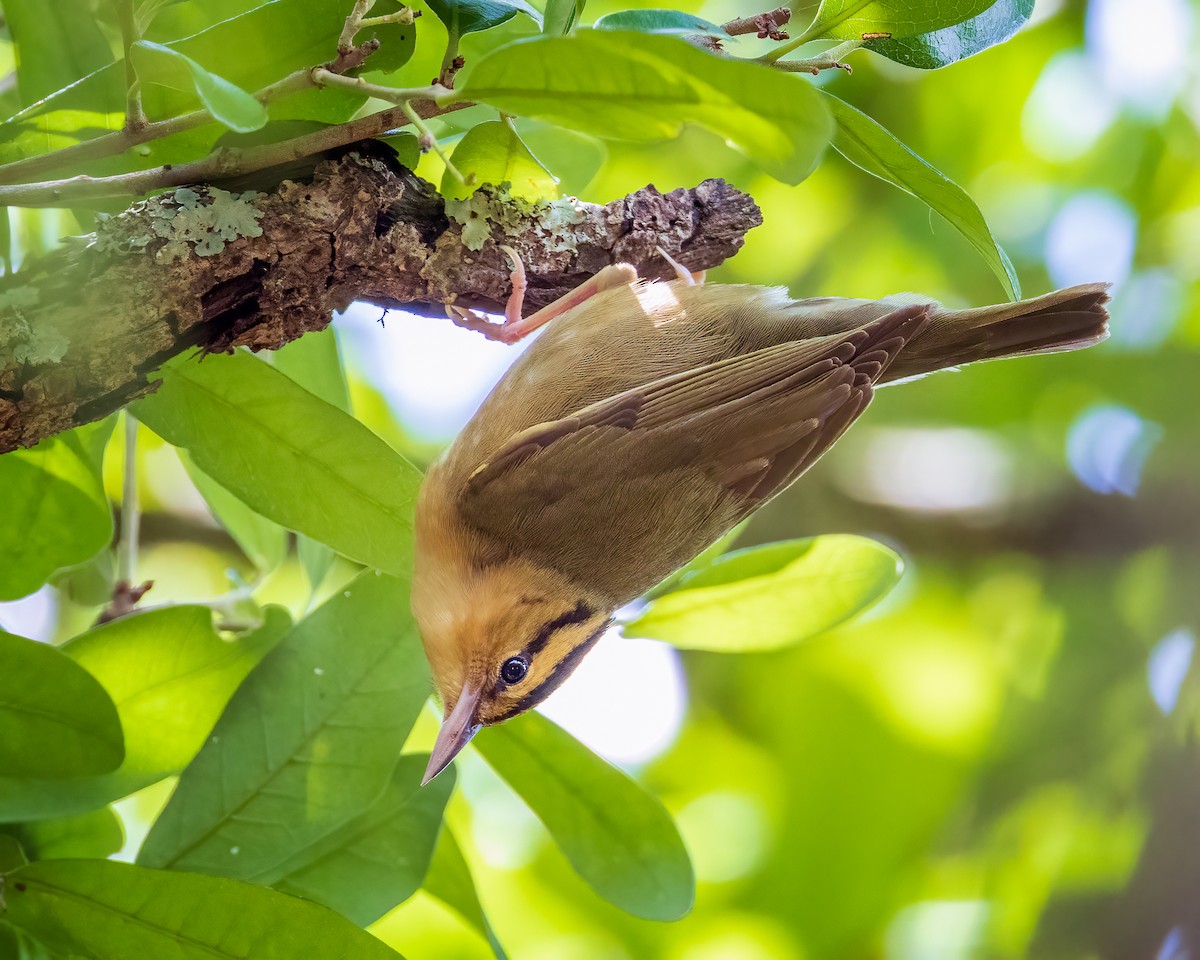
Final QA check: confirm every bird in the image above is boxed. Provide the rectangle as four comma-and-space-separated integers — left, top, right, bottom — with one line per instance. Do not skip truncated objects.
413, 248, 1110, 784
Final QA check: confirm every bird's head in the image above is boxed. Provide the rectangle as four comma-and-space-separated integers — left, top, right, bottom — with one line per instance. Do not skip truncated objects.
413, 555, 611, 783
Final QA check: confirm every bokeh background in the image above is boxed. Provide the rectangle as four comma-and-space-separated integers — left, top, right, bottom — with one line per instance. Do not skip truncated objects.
3, 0, 1199, 956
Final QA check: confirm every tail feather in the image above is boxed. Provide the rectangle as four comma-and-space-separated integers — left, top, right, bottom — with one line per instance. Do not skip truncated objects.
880, 282, 1111, 383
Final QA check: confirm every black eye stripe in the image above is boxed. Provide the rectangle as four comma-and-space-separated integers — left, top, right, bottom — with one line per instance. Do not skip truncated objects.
501, 619, 611, 720
525, 600, 594, 657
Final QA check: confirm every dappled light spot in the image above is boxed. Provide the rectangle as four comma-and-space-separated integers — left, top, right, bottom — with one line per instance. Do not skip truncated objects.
885, 900, 989, 960
0, 585, 57, 642
1022, 53, 1117, 162
335, 304, 532, 442
1108, 270, 1185, 349
674, 791, 769, 883
1045, 192, 1136, 289
458, 752, 544, 871
1087, 0, 1194, 117
1066, 404, 1162, 496
1147, 628, 1195, 714
538, 628, 686, 768
669, 913, 801, 960
837, 427, 1012, 514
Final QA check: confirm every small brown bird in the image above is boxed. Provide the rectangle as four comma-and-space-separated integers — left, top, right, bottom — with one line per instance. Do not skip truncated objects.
414, 250, 1109, 783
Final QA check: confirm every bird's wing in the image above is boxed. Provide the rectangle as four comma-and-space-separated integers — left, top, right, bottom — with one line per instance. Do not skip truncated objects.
457, 305, 929, 598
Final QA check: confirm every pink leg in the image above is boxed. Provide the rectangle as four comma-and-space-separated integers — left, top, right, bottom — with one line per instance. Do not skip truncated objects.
448, 247, 638, 345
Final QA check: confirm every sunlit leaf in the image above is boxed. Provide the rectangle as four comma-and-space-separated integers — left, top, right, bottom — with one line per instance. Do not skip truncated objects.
804, 0, 997, 41
592, 9, 730, 37
820, 91, 1020, 300
543, 0, 586, 35
0, 0, 416, 167
270, 327, 351, 412
476, 711, 694, 921
11, 807, 125, 860
423, 827, 509, 960
133, 351, 422, 577
445, 120, 557, 201
130, 40, 268, 133
0, 422, 114, 601
0, 606, 285, 823
457, 31, 833, 184
181, 453, 288, 573
865, 0, 1034, 68
0, 631, 122, 780
138, 571, 428, 880
269, 755, 454, 925
627, 535, 902, 651
1, 860, 405, 960
425, 0, 542, 38
2, 0, 112, 104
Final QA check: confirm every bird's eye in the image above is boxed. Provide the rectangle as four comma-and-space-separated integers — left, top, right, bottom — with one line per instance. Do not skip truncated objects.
500, 657, 528, 684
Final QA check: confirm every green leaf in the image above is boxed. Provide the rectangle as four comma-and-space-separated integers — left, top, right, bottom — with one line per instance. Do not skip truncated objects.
2, 0, 113, 104
181, 453, 288, 573
133, 351, 423, 577
298, 534, 337, 595
444, 120, 557, 201
423, 827, 508, 960
864, 0, 1034, 68
138, 571, 428, 880
270, 755, 454, 925
0, 835, 27, 872
12, 807, 125, 860
270, 327, 351, 412
0, 631, 123, 780
1, 860, 405, 960
425, 0, 542, 38
592, 9, 730, 37
804, 0, 998, 41
475, 711, 694, 921
0, 422, 114, 601
543, 0, 586, 34
820, 91, 1020, 300
130, 40, 268, 133
626, 535, 902, 651
0, 606, 285, 823
457, 31, 833, 184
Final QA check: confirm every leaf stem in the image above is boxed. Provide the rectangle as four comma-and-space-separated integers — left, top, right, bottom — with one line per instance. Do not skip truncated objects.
118, 412, 140, 585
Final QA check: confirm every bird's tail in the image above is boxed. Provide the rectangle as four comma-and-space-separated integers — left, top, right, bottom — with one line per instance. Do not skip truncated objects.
879, 282, 1111, 383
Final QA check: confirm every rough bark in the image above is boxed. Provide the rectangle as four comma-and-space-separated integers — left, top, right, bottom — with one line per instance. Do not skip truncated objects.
0, 142, 761, 453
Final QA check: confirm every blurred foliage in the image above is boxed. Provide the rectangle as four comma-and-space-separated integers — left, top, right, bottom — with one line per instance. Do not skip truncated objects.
1, 0, 1198, 958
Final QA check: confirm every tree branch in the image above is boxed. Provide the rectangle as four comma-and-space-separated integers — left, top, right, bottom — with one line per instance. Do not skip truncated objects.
0, 146, 761, 453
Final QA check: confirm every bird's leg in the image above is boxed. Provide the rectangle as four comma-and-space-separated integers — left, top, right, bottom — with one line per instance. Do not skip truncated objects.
448, 245, 638, 344
656, 246, 706, 286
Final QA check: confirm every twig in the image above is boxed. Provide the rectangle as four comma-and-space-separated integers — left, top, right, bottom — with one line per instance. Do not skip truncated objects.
773, 39, 862, 74
0, 0, 392, 187
0, 95, 459, 206
0, 70, 314, 186
101, 411, 154, 623
115, 0, 147, 132
723, 7, 791, 40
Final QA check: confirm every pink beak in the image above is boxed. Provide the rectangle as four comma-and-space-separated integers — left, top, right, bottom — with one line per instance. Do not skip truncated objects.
423, 682, 483, 785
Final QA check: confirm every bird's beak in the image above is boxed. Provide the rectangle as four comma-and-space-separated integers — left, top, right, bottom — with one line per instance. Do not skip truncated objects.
423, 682, 483, 785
